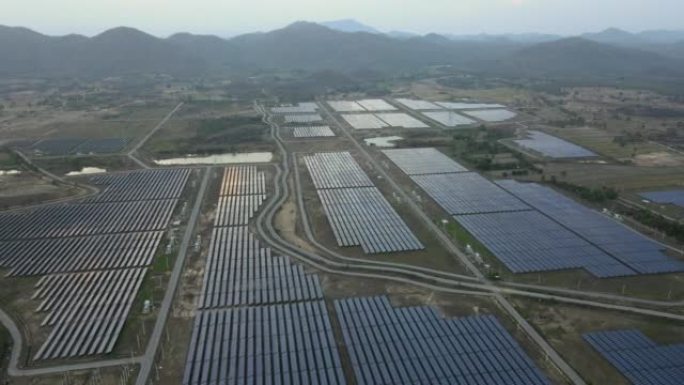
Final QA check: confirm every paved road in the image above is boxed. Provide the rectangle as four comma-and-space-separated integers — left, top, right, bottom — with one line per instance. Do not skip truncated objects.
126, 102, 184, 169
134, 166, 211, 385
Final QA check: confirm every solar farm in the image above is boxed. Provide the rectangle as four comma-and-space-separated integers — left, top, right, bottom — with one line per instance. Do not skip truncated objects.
292, 125, 336, 138
584, 330, 684, 385
341, 113, 389, 130
381, 147, 684, 278
640, 189, 684, 207
374, 112, 429, 128
336, 296, 551, 385
435, 102, 505, 110
422, 111, 476, 127
463, 109, 517, 122
341, 112, 428, 129
271, 102, 319, 114
304, 152, 423, 253
328, 100, 366, 112
0, 167, 191, 360
395, 98, 442, 110
355, 99, 397, 111
513, 130, 597, 158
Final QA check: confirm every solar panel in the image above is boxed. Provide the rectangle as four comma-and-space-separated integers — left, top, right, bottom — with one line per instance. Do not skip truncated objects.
640, 190, 684, 207
30, 138, 86, 156
183, 302, 346, 385
304, 152, 374, 189
293, 126, 336, 138
285, 114, 323, 123
382, 148, 468, 175
341, 113, 389, 130
375, 113, 429, 128
584, 329, 684, 385
73, 138, 130, 154
336, 296, 551, 385
498, 180, 684, 275
422, 111, 476, 127
356, 99, 397, 111
271, 102, 318, 114
455, 211, 636, 277
317, 187, 424, 253
435, 102, 506, 110
412, 173, 531, 214
513, 131, 596, 158
328, 100, 366, 112
395, 98, 443, 110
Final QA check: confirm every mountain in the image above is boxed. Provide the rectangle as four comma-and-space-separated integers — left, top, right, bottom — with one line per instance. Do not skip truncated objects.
319, 19, 380, 34
583, 28, 684, 47
447, 32, 562, 44
386, 30, 420, 40
487, 37, 684, 79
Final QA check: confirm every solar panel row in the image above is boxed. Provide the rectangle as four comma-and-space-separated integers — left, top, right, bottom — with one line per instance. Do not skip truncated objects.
435, 102, 505, 110
317, 187, 424, 254
411, 173, 531, 215
304, 152, 374, 189
73, 138, 131, 154
215, 195, 267, 226
271, 102, 319, 114
0, 231, 163, 276
328, 100, 366, 112
498, 180, 684, 275
422, 111, 476, 128
32, 268, 147, 360
183, 302, 346, 385
284, 114, 323, 124
87, 168, 191, 202
293, 126, 336, 138
341, 114, 389, 130
463, 109, 517, 122
454, 211, 634, 277
336, 296, 551, 385
513, 131, 596, 159
382, 148, 468, 175
200, 226, 323, 308
219, 166, 266, 196
584, 329, 684, 385
394, 99, 442, 110
355, 99, 398, 112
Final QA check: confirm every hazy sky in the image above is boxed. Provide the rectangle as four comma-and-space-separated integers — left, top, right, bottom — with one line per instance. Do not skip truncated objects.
2, 0, 682, 37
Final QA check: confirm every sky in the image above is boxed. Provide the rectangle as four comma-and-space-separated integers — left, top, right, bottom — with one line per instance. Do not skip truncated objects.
1, 0, 682, 37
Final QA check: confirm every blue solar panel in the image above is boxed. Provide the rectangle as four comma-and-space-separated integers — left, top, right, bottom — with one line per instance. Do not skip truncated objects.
336, 296, 551, 385
498, 180, 684, 275
454, 211, 636, 277
513, 131, 596, 158
584, 329, 684, 385
640, 190, 684, 207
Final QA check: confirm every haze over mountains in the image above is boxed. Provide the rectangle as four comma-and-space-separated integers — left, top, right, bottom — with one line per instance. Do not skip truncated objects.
1, 19, 684, 82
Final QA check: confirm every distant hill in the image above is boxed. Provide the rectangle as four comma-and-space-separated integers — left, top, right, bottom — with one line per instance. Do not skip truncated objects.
583, 28, 684, 46
487, 37, 684, 79
447, 32, 562, 44
319, 19, 380, 34
1, 22, 684, 87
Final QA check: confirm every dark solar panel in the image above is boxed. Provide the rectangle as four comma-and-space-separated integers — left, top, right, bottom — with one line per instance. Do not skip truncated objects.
336, 296, 551, 385
640, 190, 684, 207
584, 329, 684, 385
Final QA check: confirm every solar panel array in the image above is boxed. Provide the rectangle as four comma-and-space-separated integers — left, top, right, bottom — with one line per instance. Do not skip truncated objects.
215, 195, 267, 227
328, 100, 366, 112
27, 137, 131, 155
336, 296, 551, 385
640, 190, 684, 207
381, 147, 669, 277
341, 114, 389, 130
284, 114, 323, 124
455, 211, 633, 276
185, 166, 343, 385
382, 148, 468, 175
304, 151, 423, 254
32, 268, 147, 360
0, 231, 163, 276
412, 173, 530, 215
395, 99, 442, 110
422, 111, 476, 128
0, 168, 190, 360
304, 152, 374, 189
584, 329, 684, 385
73, 138, 131, 154
498, 180, 684, 275
200, 226, 322, 308
513, 131, 597, 158
184, 302, 346, 385
435, 102, 505, 110
271, 102, 319, 114
463, 109, 517, 122
317, 188, 424, 253
293, 126, 336, 138
375, 113, 429, 128
356, 99, 397, 111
